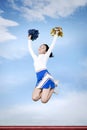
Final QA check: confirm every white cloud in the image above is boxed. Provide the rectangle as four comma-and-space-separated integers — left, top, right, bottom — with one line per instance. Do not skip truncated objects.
8, 0, 87, 21
79, 58, 87, 86
80, 58, 87, 69
0, 42, 27, 60
0, 91, 87, 125
0, 17, 18, 42
0, 16, 28, 60
0, 9, 4, 14
0, 70, 34, 93
0, 14, 29, 60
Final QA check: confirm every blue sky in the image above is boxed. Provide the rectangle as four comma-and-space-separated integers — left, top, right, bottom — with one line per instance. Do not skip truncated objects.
0, 0, 87, 126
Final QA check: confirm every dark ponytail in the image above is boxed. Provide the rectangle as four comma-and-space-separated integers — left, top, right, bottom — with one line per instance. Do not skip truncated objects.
43, 44, 54, 58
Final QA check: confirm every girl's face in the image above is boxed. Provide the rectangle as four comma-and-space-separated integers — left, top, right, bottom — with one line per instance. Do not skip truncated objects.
38, 44, 47, 54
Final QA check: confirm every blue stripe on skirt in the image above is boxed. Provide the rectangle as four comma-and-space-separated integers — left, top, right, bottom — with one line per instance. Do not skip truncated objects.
35, 69, 55, 89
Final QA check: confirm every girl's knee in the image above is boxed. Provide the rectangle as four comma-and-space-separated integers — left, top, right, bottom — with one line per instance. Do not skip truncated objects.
32, 88, 41, 101
41, 97, 48, 103
32, 95, 40, 101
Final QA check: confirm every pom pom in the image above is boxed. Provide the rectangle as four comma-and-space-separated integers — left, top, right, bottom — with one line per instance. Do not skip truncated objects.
28, 29, 39, 41
50, 27, 63, 37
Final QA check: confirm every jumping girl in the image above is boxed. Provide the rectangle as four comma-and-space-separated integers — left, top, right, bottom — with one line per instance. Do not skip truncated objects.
28, 28, 62, 103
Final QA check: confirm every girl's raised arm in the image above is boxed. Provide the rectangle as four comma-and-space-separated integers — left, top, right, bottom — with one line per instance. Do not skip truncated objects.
28, 36, 37, 60
46, 35, 57, 58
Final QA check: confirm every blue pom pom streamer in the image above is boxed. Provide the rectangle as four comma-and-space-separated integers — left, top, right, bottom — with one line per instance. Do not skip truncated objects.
28, 29, 39, 41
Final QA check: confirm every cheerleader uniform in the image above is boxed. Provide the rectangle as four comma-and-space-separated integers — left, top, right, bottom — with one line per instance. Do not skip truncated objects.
28, 35, 58, 89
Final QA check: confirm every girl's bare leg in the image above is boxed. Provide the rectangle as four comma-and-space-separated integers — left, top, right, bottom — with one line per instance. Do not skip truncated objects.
32, 88, 42, 101
41, 88, 54, 103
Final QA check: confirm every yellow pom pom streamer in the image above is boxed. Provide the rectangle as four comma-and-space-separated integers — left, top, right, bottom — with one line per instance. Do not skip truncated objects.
50, 27, 63, 37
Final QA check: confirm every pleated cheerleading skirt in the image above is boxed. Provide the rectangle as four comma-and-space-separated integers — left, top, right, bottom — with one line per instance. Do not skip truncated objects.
35, 69, 55, 89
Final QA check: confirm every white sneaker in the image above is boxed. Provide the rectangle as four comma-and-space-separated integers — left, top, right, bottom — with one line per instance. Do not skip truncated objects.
53, 80, 59, 95
53, 90, 58, 95
54, 80, 59, 87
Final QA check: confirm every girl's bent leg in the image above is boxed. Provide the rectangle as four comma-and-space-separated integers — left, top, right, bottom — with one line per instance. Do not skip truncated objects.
41, 88, 54, 103
32, 88, 42, 101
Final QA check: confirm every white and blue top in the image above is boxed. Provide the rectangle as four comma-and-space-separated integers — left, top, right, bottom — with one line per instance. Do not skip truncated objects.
28, 35, 58, 89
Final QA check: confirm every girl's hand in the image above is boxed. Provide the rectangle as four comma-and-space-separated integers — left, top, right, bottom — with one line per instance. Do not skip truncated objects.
50, 27, 63, 37
28, 35, 32, 40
